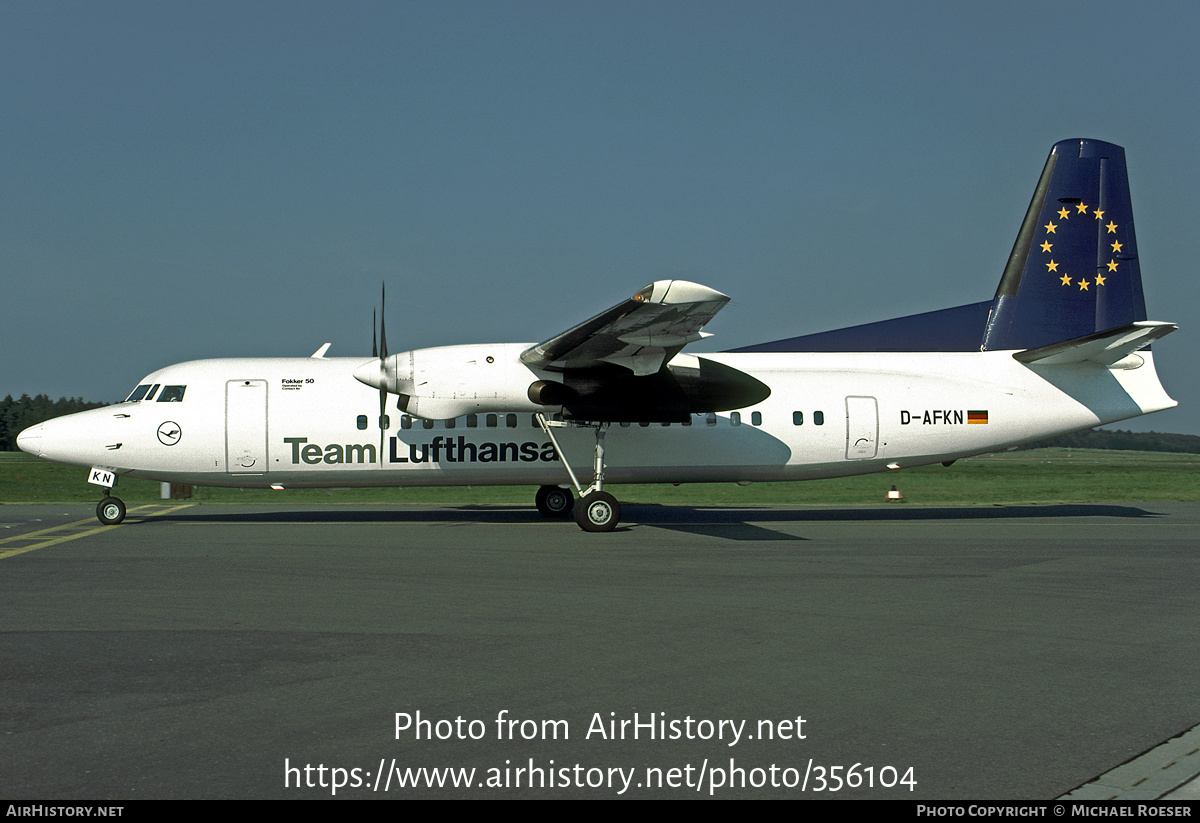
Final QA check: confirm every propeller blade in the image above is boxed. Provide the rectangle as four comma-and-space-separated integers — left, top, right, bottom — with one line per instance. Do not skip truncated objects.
379, 385, 388, 460
379, 282, 388, 361
378, 283, 388, 463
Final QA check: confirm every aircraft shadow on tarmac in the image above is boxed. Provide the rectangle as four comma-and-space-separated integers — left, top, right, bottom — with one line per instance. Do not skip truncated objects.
141, 502, 1162, 542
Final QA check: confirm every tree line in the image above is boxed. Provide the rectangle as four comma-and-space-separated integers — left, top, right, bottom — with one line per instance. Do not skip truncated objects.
0, 395, 108, 451
1015, 427, 1200, 454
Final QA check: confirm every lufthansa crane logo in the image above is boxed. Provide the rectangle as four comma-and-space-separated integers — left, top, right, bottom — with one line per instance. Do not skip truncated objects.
157, 422, 182, 446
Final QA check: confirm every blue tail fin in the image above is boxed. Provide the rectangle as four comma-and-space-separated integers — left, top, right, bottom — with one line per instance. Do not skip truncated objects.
982, 139, 1147, 351
726, 139, 1148, 355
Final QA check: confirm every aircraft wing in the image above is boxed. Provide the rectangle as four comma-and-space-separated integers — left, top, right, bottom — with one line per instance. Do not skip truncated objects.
520, 280, 730, 376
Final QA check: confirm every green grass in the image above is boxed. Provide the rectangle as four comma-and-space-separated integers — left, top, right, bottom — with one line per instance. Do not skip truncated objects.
2, 448, 1197, 506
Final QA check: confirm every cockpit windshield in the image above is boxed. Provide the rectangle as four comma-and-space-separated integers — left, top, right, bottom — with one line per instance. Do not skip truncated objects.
124, 384, 186, 402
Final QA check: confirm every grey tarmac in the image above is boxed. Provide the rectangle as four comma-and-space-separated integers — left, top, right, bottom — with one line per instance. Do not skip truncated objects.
1, 501, 1198, 799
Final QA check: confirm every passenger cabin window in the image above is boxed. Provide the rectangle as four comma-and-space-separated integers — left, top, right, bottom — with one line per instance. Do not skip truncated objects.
157, 385, 185, 402
751, 411, 762, 426
356, 415, 368, 430
793, 411, 804, 425
730, 412, 741, 426
814, 411, 825, 425
401, 415, 413, 429
467, 414, 478, 428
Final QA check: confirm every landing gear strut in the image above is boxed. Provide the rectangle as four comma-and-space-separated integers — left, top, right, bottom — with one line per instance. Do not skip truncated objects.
535, 414, 622, 532
96, 494, 126, 525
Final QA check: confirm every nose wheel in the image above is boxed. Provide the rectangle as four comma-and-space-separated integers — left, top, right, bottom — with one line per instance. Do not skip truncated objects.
97, 496, 127, 525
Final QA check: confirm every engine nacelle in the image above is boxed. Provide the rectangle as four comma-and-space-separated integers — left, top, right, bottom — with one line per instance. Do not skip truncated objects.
353, 345, 770, 423
354, 343, 542, 420
547, 354, 770, 422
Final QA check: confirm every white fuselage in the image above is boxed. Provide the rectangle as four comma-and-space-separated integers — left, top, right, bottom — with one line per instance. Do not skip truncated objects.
20, 348, 1176, 489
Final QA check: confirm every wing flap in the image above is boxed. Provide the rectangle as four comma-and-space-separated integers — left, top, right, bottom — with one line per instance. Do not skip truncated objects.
521, 280, 729, 376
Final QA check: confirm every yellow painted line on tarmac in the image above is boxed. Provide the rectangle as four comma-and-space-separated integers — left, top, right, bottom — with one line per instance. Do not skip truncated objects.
0, 503, 195, 560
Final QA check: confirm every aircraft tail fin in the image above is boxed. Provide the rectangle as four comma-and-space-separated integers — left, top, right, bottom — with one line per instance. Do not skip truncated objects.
982, 139, 1147, 351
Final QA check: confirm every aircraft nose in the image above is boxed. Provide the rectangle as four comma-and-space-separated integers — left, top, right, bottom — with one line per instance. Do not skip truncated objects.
16, 423, 44, 457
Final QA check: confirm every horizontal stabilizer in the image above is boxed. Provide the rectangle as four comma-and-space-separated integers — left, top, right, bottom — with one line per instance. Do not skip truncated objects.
1014, 321, 1175, 366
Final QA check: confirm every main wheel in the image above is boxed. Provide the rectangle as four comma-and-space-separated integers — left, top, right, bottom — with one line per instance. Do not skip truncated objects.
574, 491, 620, 532
535, 485, 574, 518
97, 496, 126, 525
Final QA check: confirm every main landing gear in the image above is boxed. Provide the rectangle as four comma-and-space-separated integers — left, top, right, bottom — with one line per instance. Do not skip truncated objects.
535, 414, 623, 532
535, 484, 574, 518
96, 493, 127, 525
573, 489, 620, 533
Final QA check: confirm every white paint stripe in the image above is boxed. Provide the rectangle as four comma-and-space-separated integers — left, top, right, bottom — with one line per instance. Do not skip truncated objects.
0, 504, 194, 559
1059, 724, 1200, 800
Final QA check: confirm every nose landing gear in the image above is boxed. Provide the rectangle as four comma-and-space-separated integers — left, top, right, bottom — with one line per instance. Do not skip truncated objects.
96, 494, 127, 525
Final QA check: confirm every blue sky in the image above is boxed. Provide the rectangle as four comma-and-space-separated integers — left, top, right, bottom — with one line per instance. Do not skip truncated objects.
4, 1, 1198, 433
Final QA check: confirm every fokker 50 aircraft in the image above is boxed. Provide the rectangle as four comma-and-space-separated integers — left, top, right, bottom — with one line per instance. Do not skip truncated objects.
17, 139, 1177, 531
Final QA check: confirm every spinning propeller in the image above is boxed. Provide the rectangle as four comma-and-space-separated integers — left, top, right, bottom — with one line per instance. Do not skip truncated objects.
365, 284, 409, 461
375, 286, 387, 445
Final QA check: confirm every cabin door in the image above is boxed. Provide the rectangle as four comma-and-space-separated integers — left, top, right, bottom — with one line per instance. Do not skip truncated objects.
226, 379, 268, 474
845, 396, 879, 460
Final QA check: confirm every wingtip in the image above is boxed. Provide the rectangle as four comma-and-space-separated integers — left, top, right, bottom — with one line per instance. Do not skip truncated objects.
643, 280, 729, 305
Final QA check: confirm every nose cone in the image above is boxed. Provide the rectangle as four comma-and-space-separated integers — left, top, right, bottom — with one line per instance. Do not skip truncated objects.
16, 423, 44, 457
15, 407, 122, 467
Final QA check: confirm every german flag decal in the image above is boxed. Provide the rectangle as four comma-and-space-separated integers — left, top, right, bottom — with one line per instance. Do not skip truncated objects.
967, 410, 989, 425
